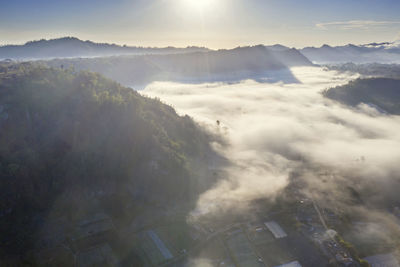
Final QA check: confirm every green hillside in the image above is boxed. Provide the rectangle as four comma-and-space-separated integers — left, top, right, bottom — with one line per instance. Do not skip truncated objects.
0, 63, 215, 262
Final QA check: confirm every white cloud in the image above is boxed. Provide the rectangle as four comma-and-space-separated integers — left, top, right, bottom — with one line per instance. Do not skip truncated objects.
141, 68, 400, 251
316, 20, 400, 30
141, 67, 400, 220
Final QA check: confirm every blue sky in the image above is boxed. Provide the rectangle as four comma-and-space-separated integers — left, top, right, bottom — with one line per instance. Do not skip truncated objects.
1, 0, 400, 48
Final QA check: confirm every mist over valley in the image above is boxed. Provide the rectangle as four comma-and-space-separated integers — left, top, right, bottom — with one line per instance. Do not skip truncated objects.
2, 1, 400, 265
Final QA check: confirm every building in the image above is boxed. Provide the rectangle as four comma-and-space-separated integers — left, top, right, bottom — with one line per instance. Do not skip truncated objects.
147, 230, 173, 260
274, 261, 302, 267
71, 213, 115, 250
264, 221, 287, 239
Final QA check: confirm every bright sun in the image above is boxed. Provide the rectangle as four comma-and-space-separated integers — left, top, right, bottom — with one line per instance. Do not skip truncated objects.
182, 0, 216, 11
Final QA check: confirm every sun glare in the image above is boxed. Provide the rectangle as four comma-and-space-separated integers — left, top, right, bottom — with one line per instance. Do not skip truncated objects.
182, 0, 216, 11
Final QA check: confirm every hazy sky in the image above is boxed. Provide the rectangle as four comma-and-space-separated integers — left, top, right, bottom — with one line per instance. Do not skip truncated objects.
1, 0, 400, 48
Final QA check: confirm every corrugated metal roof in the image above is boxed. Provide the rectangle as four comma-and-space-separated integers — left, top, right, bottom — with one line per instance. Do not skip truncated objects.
264, 221, 287, 239
274, 261, 302, 267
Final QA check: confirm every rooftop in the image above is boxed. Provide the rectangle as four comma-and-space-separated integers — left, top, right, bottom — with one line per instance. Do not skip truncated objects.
264, 221, 287, 239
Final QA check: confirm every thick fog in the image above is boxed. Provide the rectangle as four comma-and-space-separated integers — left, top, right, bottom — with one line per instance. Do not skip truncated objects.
141, 67, 400, 229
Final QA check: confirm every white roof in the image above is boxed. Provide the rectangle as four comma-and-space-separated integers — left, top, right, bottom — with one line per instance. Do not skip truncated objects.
275, 261, 302, 267
264, 221, 287, 239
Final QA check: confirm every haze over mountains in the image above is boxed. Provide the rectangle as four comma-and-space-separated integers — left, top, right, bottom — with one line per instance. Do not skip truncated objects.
2, 36, 400, 266
43, 45, 313, 87
0, 37, 317, 86
301, 41, 400, 64
3, 37, 400, 65
2, 0, 400, 265
0, 37, 209, 60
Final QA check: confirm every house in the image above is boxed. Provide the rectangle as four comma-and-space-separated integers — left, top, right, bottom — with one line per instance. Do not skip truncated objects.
274, 261, 302, 267
71, 213, 115, 250
264, 221, 287, 239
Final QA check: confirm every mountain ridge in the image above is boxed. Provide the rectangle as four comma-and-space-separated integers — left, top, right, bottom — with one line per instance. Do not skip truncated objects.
3, 37, 400, 64
42, 44, 313, 86
301, 41, 400, 64
0, 37, 210, 60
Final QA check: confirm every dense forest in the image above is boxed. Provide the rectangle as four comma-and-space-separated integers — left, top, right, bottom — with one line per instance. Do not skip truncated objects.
323, 78, 400, 115
0, 63, 216, 264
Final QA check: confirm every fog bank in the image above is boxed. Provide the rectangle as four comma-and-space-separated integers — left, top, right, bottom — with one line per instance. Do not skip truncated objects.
141, 67, 400, 222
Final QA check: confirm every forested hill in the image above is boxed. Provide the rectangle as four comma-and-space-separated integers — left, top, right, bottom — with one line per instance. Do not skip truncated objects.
0, 63, 215, 261
0, 37, 209, 60
324, 78, 400, 115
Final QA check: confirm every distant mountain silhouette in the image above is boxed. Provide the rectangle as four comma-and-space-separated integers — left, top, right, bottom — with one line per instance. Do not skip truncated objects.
4, 37, 400, 65
301, 41, 400, 64
0, 37, 209, 60
44, 45, 313, 87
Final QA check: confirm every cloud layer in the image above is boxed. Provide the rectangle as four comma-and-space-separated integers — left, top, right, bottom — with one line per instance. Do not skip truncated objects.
141, 67, 400, 229
316, 20, 400, 30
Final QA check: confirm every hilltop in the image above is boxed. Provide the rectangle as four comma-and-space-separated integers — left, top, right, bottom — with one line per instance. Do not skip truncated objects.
0, 37, 209, 60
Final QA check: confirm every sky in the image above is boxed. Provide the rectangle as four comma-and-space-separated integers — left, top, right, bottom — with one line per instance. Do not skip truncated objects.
1, 0, 400, 48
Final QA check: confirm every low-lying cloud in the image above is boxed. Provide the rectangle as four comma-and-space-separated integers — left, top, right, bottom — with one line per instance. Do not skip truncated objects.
316, 20, 400, 30
141, 67, 400, 228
